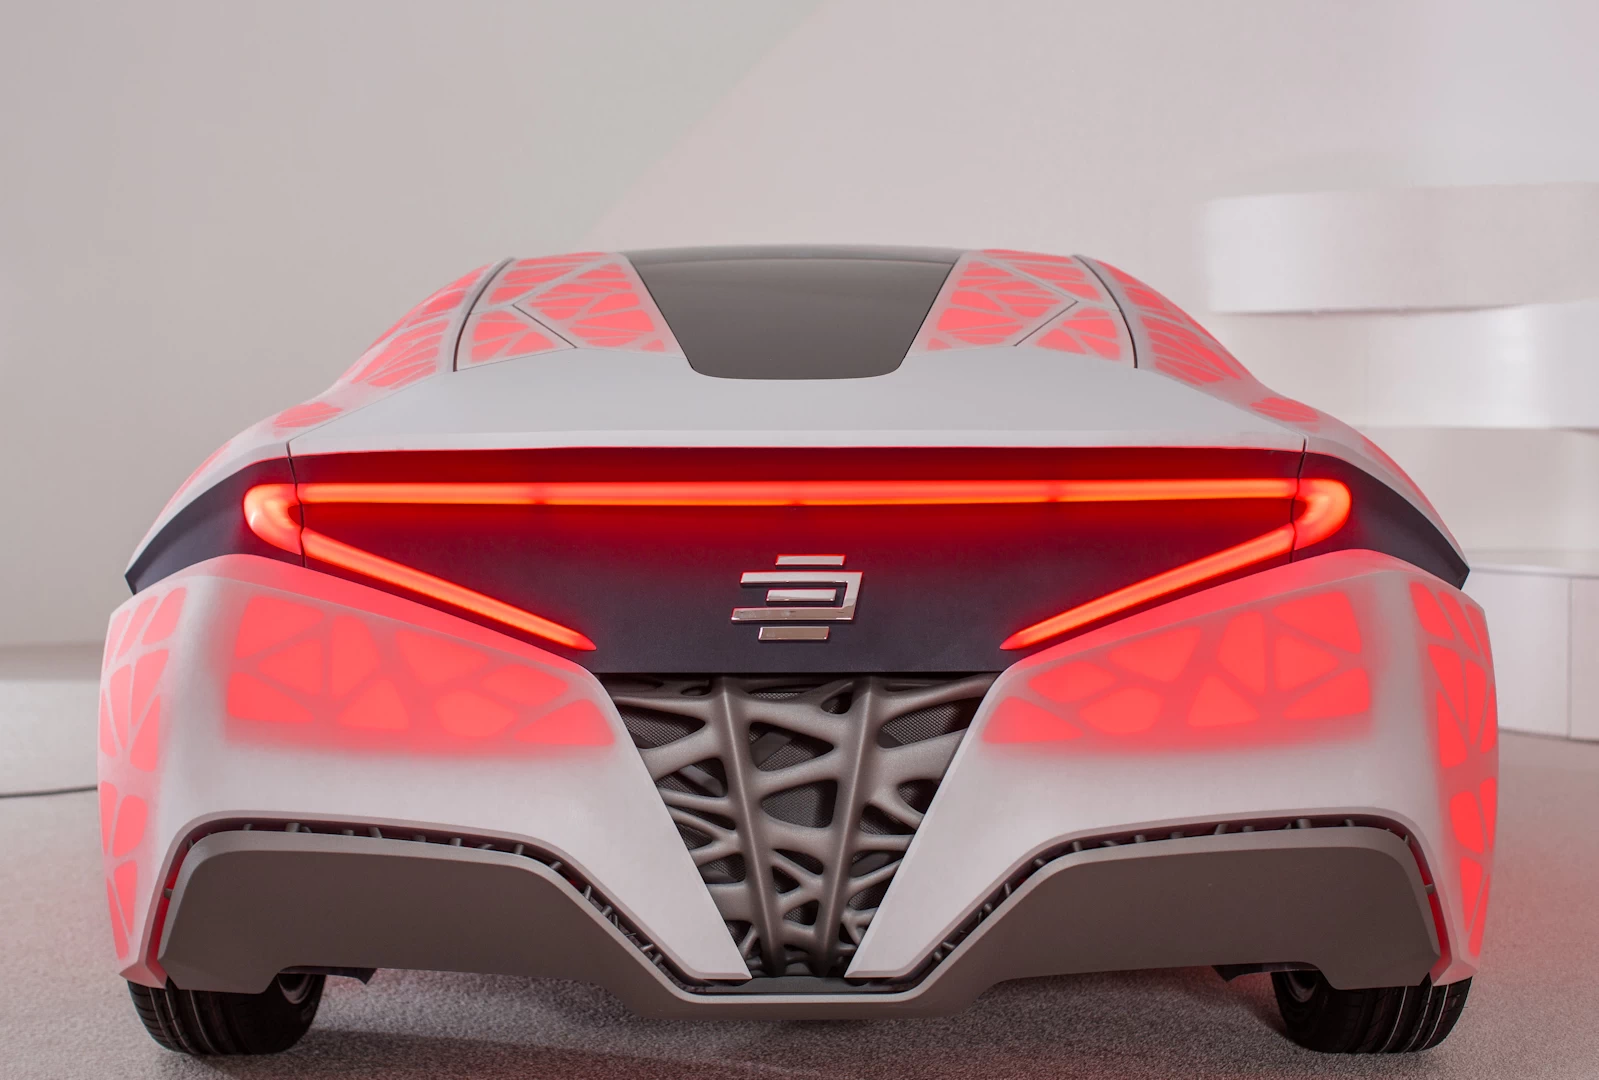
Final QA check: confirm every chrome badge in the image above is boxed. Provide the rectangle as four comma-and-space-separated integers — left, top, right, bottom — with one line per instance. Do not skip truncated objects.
732, 554, 861, 642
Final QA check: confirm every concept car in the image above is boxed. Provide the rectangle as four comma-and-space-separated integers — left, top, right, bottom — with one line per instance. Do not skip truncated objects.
101, 246, 1497, 1055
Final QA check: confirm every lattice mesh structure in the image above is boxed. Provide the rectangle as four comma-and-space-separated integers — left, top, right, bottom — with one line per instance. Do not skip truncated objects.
605, 674, 996, 978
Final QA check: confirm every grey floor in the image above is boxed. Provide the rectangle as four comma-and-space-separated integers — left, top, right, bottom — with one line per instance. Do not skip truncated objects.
4, 655, 1597, 1078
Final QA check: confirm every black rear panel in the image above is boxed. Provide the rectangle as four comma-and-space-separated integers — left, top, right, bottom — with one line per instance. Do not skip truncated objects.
130, 445, 1470, 668
126, 458, 300, 593
627, 246, 957, 380
1296, 455, 1470, 585
289, 447, 1301, 673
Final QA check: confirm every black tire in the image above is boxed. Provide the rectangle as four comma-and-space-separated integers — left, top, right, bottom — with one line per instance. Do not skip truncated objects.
128, 973, 324, 1055
1272, 969, 1470, 1053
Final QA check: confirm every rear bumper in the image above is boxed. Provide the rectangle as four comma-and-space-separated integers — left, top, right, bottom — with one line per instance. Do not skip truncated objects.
99, 547, 1496, 1008
95, 553, 747, 988
160, 823, 1436, 1018
849, 548, 1498, 988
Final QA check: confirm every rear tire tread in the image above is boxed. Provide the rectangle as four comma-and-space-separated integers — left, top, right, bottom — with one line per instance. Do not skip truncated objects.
1272, 970, 1471, 1054
126, 974, 324, 1055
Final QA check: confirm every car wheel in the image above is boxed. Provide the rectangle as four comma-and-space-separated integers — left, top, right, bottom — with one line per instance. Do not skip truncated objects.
1272, 969, 1470, 1053
127, 972, 325, 1054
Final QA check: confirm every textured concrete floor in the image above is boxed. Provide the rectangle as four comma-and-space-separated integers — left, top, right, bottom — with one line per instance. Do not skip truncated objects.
4, 713, 1597, 1077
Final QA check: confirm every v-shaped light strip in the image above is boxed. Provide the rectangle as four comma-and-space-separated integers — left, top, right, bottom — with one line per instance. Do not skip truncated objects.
243, 477, 1349, 654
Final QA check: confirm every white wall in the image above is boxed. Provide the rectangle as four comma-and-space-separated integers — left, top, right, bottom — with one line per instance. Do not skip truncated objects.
0, 0, 813, 645
587, 0, 1599, 296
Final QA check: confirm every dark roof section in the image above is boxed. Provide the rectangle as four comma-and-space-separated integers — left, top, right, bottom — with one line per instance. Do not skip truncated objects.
626, 246, 960, 380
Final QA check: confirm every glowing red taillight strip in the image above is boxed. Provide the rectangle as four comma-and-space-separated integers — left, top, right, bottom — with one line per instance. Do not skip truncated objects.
302, 532, 599, 651
242, 477, 1349, 655
294, 478, 1299, 507
242, 485, 304, 554
242, 484, 597, 652
1000, 478, 1350, 650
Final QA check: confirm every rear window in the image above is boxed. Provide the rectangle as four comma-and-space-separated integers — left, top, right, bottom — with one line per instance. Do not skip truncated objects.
627, 246, 957, 380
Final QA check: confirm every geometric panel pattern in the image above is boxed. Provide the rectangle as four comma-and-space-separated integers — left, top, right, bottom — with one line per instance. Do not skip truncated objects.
1027, 303, 1127, 360
513, 256, 682, 354
1085, 257, 1443, 521
484, 251, 604, 305
459, 254, 586, 368
986, 249, 1131, 364
908, 255, 1069, 351
462, 308, 567, 368
339, 265, 493, 390
986, 584, 1372, 751
1094, 260, 1256, 389
341, 318, 453, 393
1411, 580, 1498, 959
224, 590, 613, 754
98, 583, 187, 962
460, 252, 683, 368
984, 249, 1113, 301
906, 249, 1132, 363
269, 400, 342, 432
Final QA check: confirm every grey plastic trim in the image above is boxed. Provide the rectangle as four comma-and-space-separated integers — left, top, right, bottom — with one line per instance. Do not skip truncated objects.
156, 831, 689, 998
914, 825, 1440, 994
158, 824, 1436, 1015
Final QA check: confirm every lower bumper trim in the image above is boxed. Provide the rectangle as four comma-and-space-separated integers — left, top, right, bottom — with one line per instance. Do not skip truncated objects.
158, 824, 1439, 1016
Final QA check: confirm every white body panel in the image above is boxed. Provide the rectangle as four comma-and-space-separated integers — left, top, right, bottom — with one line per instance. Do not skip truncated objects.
287, 348, 1306, 455
128, 249, 1460, 577
849, 551, 1496, 987
99, 547, 1494, 994
99, 555, 749, 985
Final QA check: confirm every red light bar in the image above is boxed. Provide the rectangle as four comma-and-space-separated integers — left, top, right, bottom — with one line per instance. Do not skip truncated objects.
242, 477, 1349, 655
295, 477, 1300, 508
998, 478, 1350, 650
242, 484, 303, 555
243, 483, 595, 652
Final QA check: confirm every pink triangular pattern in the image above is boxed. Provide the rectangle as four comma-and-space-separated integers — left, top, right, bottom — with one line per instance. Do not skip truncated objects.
908, 254, 1071, 352
512, 257, 683, 354
462, 253, 683, 361
485, 253, 605, 306
461, 308, 571, 367
1024, 304, 1131, 363
1411, 579, 1499, 957
223, 587, 612, 754
97, 581, 186, 966
986, 583, 1374, 749
984, 250, 1112, 301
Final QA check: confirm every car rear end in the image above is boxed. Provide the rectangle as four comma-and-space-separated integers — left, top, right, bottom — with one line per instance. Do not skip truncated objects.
101, 247, 1495, 1053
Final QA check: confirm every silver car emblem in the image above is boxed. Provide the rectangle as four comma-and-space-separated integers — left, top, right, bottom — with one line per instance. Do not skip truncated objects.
732, 555, 861, 642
